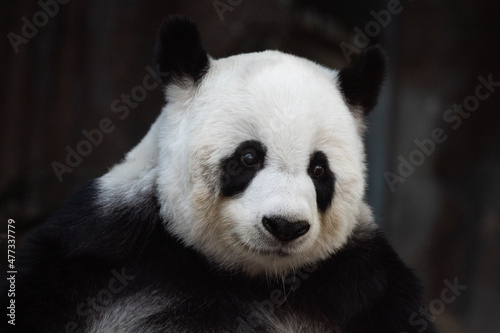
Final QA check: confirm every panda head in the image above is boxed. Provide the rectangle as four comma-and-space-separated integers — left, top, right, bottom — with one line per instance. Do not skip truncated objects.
151, 16, 385, 276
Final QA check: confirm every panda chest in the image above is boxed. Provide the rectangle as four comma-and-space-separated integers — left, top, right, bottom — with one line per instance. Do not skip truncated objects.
232, 304, 339, 333
88, 290, 339, 333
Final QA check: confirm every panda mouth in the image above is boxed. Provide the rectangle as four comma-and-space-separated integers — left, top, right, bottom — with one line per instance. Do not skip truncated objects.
237, 236, 300, 258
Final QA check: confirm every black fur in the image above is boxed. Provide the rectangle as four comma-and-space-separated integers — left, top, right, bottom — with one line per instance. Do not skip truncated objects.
337, 46, 386, 114
154, 16, 209, 85
1, 181, 435, 333
308, 151, 335, 213
220, 140, 267, 197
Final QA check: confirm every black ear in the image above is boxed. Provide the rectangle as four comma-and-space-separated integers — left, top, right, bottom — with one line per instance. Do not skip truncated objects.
154, 16, 209, 85
337, 46, 386, 114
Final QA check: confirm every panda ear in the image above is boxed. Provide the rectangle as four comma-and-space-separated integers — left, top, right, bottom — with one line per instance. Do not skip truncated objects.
154, 15, 209, 86
337, 46, 386, 115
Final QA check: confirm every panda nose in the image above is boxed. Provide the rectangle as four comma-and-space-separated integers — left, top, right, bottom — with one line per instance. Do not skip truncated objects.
262, 216, 310, 242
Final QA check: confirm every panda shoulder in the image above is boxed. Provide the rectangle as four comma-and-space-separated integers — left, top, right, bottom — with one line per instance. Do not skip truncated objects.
21, 180, 166, 262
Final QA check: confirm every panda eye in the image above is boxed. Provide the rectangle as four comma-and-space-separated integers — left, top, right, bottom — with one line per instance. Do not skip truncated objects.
241, 149, 259, 167
312, 164, 325, 178
308, 151, 330, 179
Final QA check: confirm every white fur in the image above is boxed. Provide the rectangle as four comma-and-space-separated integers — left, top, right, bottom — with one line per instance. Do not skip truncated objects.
87, 288, 332, 333
87, 291, 178, 333
97, 50, 370, 276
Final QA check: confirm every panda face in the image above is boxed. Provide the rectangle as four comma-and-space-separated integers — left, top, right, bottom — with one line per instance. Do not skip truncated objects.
155, 51, 370, 275
106, 17, 387, 276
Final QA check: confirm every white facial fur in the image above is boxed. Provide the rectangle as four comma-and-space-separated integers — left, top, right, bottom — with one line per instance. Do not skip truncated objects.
99, 50, 369, 276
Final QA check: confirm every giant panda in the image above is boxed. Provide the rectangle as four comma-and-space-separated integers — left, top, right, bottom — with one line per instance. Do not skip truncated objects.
2, 16, 435, 333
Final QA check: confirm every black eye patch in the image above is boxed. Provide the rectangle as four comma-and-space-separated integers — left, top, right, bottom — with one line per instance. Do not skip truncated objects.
308, 151, 335, 213
220, 140, 266, 197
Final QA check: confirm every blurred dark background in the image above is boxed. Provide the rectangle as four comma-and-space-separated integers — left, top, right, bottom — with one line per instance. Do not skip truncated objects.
1, 0, 499, 332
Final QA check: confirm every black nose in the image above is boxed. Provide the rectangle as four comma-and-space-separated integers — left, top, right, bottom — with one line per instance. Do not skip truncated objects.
262, 216, 310, 242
